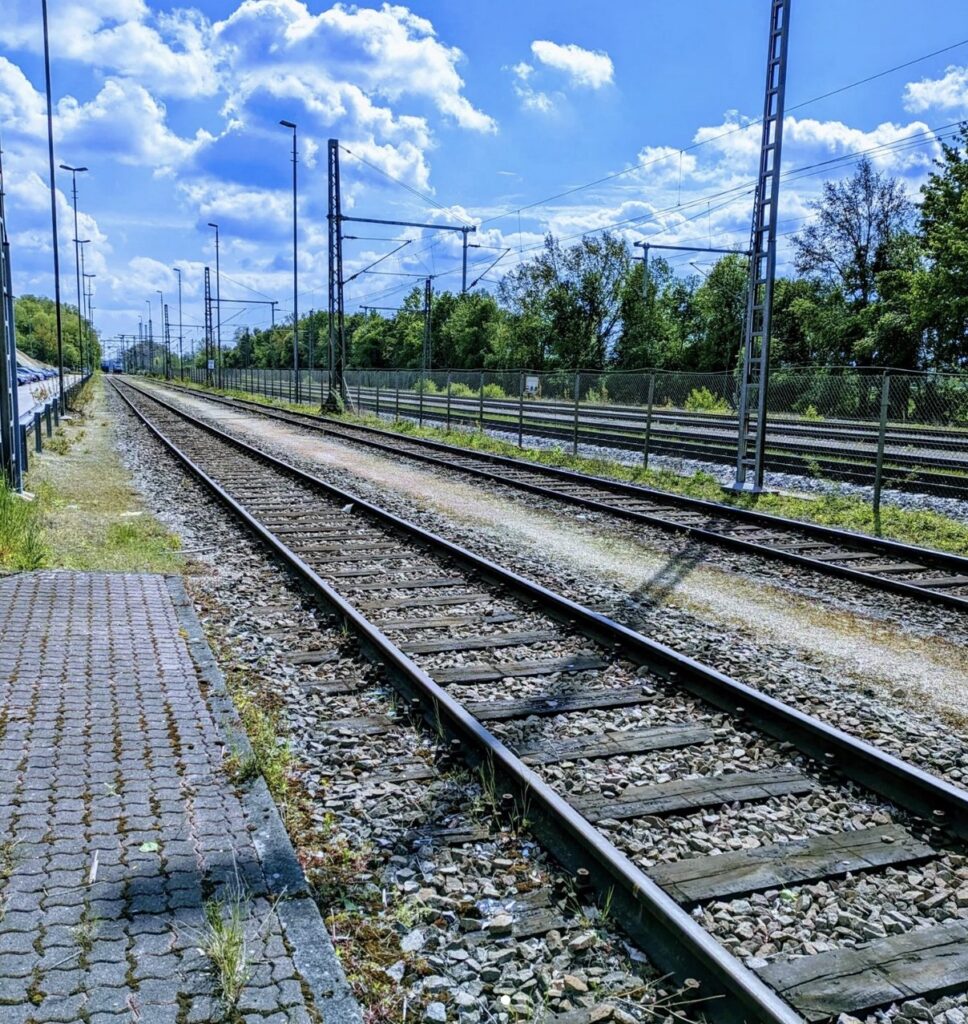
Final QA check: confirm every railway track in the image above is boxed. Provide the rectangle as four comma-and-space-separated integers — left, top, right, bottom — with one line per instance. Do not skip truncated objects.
114, 377, 968, 1024
209, 373, 967, 497
152, 380, 968, 611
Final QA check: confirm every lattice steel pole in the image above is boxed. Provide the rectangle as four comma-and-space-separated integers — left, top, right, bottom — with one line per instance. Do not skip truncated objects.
326, 138, 347, 410
204, 268, 214, 386
732, 0, 791, 491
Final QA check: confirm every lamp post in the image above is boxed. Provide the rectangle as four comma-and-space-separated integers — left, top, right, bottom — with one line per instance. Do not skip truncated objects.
207, 223, 221, 387
42, 0, 66, 411
61, 165, 88, 376
155, 288, 165, 378
76, 238, 90, 372
279, 120, 299, 402
174, 267, 184, 379
83, 272, 96, 368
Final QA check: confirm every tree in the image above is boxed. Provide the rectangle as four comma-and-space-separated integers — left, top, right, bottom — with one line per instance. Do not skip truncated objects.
13, 294, 97, 369
498, 233, 631, 369
792, 157, 913, 309
915, 124, 968, 367
691, 253, 748, 370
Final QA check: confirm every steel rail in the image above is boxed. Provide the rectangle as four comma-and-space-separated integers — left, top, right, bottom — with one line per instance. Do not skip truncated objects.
118, 379, 968, 825
112, 377, 805, 1024
116, 377, 968, 1018
152, 381, 968, 610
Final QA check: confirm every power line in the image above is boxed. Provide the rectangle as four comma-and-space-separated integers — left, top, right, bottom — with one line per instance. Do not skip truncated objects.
479, 36, 968, 227
340, 144, 475, 225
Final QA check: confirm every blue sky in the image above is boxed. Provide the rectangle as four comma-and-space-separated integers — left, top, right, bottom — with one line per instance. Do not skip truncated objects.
2, 0, 968, 353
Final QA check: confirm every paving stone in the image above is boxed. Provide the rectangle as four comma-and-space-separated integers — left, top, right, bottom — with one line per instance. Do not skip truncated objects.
0, 571, 360, 1024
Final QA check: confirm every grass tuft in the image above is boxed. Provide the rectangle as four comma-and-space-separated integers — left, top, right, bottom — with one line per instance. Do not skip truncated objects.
201, 892, 251, 1011
0, 485, 48, 571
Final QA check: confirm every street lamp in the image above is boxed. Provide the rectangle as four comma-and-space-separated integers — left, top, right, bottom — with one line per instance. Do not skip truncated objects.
75, 238, 90, 372
279, 120, 299, 402
42, 0, 66, 413
174, 268, 184, 379
61, 165, 88, 376
83, 272, 96, 368
207, 223, 221, 386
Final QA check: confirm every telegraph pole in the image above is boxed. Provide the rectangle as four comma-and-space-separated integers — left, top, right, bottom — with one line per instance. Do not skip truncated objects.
423, 277, 432, 378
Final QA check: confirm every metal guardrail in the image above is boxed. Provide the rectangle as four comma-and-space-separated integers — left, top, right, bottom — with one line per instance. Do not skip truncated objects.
17, 373, 90, 474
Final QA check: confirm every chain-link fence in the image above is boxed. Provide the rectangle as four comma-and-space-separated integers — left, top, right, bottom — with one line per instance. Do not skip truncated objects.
170, 364, 968, 507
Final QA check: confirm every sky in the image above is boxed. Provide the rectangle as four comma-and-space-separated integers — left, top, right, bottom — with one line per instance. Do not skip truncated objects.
3, 0, 968, 354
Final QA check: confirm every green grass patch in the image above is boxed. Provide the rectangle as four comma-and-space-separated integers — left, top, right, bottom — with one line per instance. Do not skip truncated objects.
11, 377, 184, 573
0, 484, 49, 571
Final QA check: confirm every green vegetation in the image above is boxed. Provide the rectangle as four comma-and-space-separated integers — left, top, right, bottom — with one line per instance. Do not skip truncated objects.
201, 893, 251, 1011
684, 386, 730, 413
339, 410, 968, 556
13, 294, 100, 369
0, 378, 183, 574
164, 142, 968, 384
0, 484, 48, 571
222, 682, 302, 832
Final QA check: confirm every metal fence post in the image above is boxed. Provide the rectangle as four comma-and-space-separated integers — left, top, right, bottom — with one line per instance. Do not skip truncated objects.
34, 413, 42, 453
20, 425, 28, 472
572, 372, 580, 456
53, 401, 59, 426
375, 382, 381, 419
418, 378, 424, 427
872, 373, 890, 520
642, 374, 655, 469
357, 375, 361, 411
518, 371, 525, 448
446, 373, 452, 431
45, 403, 52, 437
479, 371, 484, 432
396, 384, 400, 421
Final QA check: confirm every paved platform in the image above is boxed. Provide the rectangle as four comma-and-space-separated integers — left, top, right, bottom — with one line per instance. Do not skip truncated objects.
0, 571, 359, 1024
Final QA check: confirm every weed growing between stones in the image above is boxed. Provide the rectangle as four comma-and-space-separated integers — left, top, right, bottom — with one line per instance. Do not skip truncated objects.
201, 889, 252, 1012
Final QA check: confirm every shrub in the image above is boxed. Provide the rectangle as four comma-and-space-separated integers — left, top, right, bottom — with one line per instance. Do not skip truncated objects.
481, 383, 507, 399
585, 384, 610, 405
684, 386, 730, 414
448, 382, 477, 398
800, 403, 823, 421
414, 378, 439, 394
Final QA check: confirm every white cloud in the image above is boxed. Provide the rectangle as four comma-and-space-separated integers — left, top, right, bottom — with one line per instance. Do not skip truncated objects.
0, 0, 218, 99
530, 40, 613, 89
0, 58, 214, 173
514, 83, 555, 115
903, 64, 968, 113
216, 0, 495, 134
57, 79, 215, 172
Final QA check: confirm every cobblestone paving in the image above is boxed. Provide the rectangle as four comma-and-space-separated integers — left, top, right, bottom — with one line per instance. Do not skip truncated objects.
0, 571, 357, 1024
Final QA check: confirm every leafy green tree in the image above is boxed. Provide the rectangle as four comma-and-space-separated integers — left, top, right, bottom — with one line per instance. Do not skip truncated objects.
691, 253, 748, 370
915, 124, 968, 367
14, 294, 98, 368
791, 157, 913, 309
